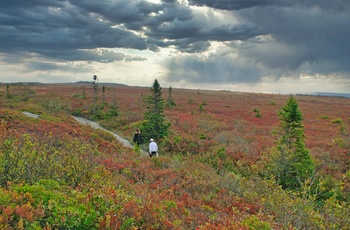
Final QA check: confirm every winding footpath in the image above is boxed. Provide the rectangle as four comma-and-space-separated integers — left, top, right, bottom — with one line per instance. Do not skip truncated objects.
72, 116, 135, 149
22, 112, 147, 154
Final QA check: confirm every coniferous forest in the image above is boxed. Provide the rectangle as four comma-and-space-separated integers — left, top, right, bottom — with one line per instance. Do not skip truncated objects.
1, 82, 350, 229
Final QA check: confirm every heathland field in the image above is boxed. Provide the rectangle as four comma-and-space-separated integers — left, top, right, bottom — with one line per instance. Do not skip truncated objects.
1, 83, 349, 229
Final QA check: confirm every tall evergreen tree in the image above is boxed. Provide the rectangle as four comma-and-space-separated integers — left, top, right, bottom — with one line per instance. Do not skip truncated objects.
274, 95, 315, 190
142, 79, 170, 142
6, 83, 10, 99
112, 86, 117, 108
166, 86, 176, 108
102, 85, 106, 102
92, 75, 98, 115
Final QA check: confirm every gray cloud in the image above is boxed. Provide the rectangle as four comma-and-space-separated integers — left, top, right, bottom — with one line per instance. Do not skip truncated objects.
0, 53, 95, 74
163, 51, 261, 83
178, 0, 350, 83
235, 2, 350, 76
0, 0, 349, 87
0, 0, 152, 56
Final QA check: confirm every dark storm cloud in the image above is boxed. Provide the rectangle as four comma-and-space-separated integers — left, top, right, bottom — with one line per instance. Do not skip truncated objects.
0, 0, 152, 58
236, 1, 350, 74
164, 0, 350, 83
0, 0, 349, 84
148, 15, 259, 42
68, 0, 164, 30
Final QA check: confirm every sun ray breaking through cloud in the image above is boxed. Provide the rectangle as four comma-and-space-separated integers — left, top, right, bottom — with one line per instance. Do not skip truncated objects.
0, 0, 349, 94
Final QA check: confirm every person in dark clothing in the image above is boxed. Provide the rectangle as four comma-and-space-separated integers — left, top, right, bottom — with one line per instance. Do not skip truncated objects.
133, 129, 142, 146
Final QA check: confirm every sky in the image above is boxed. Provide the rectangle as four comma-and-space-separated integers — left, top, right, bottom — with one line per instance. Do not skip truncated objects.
1, 0, 350, 94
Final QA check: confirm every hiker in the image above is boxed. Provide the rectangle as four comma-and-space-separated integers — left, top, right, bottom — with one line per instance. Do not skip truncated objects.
133, 129, 142, 146
149, 138, 158, 157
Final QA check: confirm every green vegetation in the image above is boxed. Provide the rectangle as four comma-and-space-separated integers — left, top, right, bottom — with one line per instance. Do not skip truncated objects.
166, 86, 176, 108
6, 83, 10, 99
102, 85, 106, 102
141, 79, 170, 142
271, 96, 315, 190
0, 133, 98, 188
319, 115, 330, 119
253, 108, 261, 118
92, 75, 98, 115
331, 118, 343, 124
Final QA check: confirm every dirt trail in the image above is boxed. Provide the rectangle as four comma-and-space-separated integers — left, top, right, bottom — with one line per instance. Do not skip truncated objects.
22, 111, 40, 119
22, 112, 147, 154
72, 116, 135, 149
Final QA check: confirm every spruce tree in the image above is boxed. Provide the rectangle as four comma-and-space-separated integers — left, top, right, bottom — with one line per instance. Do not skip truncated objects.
275, 95, 315, 190
142, 79, 170, 142
166, 86, 176, 108
6, 83, 10, 99
92, 75, 98, 115
102, 85, 106, 102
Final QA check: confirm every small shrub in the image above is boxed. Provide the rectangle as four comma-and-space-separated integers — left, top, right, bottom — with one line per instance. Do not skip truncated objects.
105, 107, 118, 118
39, 97, 71, 114
71, 108, 84, 117
152, 157, 172, 169
0, 133, 99, 188
340, 123, 347, 135
319, 115, 330, 119
71, 93, 84, 99
93, 129, 117, 143
253, 108, 261, 118
198, 117, 222, 133
332, 137, 350, 148
199, 134, 206, 140
321, 196, 350, 229
242, 215, 270, 230
331, 118, 343, 124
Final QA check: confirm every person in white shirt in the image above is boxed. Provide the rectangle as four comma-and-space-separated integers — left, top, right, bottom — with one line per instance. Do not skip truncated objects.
149, 138, 158, 157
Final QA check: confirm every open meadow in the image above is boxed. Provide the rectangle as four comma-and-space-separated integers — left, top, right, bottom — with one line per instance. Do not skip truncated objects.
0, 82, 349, 229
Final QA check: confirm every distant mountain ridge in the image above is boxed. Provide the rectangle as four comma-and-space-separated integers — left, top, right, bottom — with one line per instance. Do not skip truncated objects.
75, 81, 127, 86
0, 82, 127, 87
315, 92, 350, 98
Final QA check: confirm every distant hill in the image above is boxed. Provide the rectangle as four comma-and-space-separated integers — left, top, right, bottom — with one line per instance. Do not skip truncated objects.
75, 81, 127, 87
315, 92, 350, 98
0, 82, 42, 85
